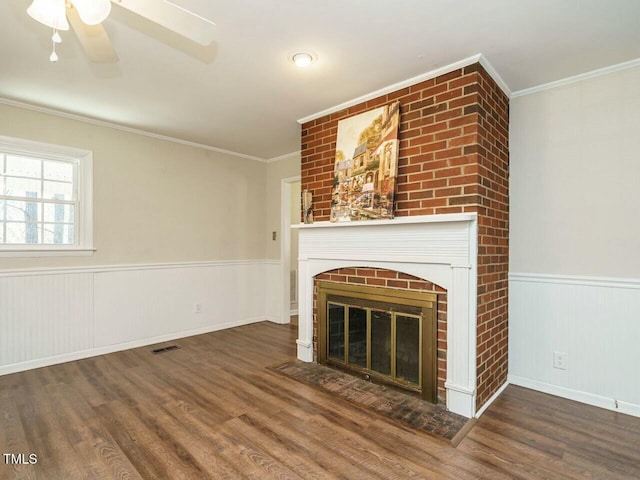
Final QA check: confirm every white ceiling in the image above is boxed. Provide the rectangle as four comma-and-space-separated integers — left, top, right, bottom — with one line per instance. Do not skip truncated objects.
1, 0, 639, 160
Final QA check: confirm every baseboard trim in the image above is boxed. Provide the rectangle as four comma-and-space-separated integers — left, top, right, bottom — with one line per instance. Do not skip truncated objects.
264, 315, 290, 325
475, 380, 509, 418
509, 375, 640, 418
0, 316, 266, 376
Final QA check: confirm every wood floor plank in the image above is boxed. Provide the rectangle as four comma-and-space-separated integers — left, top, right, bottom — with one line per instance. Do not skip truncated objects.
2, 321, 640, 480
233, 413, 340, 480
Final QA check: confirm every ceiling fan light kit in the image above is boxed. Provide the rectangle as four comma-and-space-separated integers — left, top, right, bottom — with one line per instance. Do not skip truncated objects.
25, 0, 217, 63
27, 0, 69, 30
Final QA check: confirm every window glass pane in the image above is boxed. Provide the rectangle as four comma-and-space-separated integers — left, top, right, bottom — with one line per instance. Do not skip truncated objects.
348, 306, 367, 368
4, 176, 41, 198
43, 160, 73, 182
5, 156, 41, 178
42, 223, 74, 245
6, 201, 41, 222
6, 222, 41, 244
370, 310, 392, 375
43, 180, 73, 201
44, 203, 74, 223
328, 303, 345, 361
0, 140, 87, 250
396, 314, 421, 385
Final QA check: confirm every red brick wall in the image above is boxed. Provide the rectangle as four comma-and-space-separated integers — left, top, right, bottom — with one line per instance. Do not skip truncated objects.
301, 62, 509, 411
474, 67, 510, 408
313, 268, 447, 403
301, 67, 484, 220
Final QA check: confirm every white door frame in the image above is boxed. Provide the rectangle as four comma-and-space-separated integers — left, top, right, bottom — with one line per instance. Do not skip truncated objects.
280, 175, 301, 324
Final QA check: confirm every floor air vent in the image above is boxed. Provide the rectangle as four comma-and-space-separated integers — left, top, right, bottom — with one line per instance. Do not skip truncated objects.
151, 345, 181, 354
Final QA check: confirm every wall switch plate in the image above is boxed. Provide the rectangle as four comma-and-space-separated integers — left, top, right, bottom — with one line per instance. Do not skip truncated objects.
553, 351, 568, 370
272, 231, 277, 240
194, 303, 202, 314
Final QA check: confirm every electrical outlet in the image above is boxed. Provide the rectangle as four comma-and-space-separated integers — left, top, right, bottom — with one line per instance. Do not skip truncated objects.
194, 303, 202, 314
272, 231, 277, 240
553, 351, 568, 370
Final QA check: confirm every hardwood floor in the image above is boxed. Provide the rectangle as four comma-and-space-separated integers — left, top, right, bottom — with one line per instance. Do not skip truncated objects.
1, 321, 639, 479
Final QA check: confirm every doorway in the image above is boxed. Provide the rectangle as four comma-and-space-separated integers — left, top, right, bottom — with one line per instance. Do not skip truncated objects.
280, 176, 301, 325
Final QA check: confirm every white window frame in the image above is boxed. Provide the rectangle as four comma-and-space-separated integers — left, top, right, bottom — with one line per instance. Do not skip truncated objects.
0, 136, 94, 257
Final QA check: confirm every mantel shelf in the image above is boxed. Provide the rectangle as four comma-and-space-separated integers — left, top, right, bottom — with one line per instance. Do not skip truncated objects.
292, 213, 477, 229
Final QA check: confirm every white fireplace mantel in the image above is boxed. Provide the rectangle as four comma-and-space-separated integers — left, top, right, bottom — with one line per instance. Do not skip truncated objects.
293, 213, 478, 418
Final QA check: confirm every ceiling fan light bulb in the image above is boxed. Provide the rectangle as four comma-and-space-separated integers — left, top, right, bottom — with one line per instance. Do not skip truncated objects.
71, 0, 111, 26
52, 30, 62, 44
292, 53, 314, 67
27, 0, 69, 31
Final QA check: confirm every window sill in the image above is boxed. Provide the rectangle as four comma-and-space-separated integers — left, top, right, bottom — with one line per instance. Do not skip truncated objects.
0, 248, 96, 258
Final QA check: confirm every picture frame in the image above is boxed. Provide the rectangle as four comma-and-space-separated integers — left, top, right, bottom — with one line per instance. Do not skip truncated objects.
331, 101, 400, 221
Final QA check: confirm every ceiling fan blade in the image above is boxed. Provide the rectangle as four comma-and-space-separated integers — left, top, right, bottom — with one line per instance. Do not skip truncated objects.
112, 0, 216, 46
67, 5, 119, 63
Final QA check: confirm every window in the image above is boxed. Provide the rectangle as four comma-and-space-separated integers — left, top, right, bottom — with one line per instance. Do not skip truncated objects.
0, 136, 93, 256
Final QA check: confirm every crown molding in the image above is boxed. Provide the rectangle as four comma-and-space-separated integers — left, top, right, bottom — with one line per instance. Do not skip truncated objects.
266, 150, 301, 163
511, 57, 640, 98
477, 54, 512, 98
297, 53, 510, 124
0, 97, 269, 163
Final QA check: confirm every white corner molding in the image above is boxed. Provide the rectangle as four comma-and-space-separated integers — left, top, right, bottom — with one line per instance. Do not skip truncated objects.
297, 54, 510, 124
267, 150, 301, 163
511, 57, 640, 98
0, 97, 269, 163
295, 213, 478, 418
477, 54, 512, 98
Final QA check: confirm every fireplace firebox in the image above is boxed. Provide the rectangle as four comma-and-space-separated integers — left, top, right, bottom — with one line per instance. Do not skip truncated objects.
317, 281, 437, 403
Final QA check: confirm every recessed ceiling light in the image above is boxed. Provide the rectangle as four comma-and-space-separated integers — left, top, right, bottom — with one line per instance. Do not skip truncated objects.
291, 52, 315, 67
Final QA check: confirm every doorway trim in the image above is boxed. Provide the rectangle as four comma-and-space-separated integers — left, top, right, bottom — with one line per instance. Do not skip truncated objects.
280, 175, 301, 325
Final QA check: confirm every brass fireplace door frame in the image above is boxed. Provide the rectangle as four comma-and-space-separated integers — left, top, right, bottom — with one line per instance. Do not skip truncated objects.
317, 280, 437, 403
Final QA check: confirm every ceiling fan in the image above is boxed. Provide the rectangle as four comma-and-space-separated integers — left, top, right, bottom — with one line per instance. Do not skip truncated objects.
26, 0, 216, 63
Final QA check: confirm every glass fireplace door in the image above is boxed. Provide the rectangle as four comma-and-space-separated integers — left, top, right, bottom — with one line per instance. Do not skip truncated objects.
325, 301, 423, 391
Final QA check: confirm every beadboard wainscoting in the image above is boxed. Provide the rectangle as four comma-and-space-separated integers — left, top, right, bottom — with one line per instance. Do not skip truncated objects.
509, 273, 640, 417
0, 260, 284, 375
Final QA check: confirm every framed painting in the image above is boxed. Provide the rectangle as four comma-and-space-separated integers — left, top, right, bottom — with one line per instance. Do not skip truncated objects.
331, 101, 400, 221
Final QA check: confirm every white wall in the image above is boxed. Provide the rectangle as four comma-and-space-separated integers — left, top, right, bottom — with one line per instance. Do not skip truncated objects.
0, 261, 270, 374
0, 103, 298, 374
509, 64, 640, 416
0, 102, 267, 269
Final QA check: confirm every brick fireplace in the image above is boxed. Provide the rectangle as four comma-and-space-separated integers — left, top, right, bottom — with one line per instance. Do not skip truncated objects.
296, 60, 509, 417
